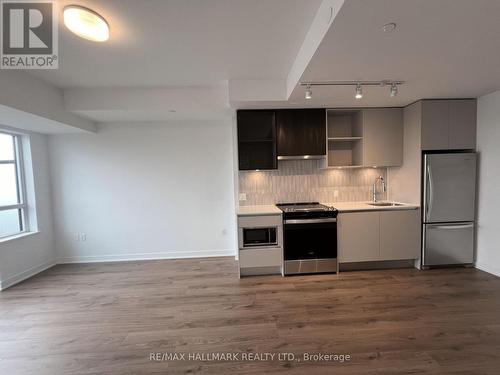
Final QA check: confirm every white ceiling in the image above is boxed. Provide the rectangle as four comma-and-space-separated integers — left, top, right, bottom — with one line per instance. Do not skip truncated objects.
29, 0, 321, 88
19, 0, 500, 125
287, 0, 500, 107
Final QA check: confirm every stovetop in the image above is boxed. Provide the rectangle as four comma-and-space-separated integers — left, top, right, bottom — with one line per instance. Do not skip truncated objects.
276, 202, 334, 213
276, 202, 338, 219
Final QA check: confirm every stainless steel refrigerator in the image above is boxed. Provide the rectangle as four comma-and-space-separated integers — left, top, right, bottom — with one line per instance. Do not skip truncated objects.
422, 152, 477, 267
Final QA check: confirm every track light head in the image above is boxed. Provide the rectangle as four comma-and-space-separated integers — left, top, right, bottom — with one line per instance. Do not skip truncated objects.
305, 85, 312, 100
390, 83, 398, 97
355, 83, 363, 99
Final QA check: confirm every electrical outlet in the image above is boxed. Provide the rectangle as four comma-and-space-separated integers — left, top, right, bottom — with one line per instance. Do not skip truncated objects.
333, 190, 339, 198
239, 193, 247, 201
73, 233, 80, 241
80, 233, 87, 241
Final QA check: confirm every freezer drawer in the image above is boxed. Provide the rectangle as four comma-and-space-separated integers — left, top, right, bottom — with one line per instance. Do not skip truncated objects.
422, 223, 474, 266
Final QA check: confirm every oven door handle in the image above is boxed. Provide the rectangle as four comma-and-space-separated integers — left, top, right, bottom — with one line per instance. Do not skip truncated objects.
284, 218, 337, 225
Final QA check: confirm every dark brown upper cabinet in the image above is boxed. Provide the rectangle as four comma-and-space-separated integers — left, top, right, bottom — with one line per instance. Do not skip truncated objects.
276, 109, 326, 158
237, 110, 277, 170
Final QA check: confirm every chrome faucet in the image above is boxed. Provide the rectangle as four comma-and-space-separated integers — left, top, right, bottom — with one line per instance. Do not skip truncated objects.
372, 176, 386, 202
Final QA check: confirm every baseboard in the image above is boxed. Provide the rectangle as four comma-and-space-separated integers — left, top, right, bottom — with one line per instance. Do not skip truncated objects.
57, 249, 235, 264
0, 259, 57, 291
340, 260, 416, 271
475, 262, 500, 277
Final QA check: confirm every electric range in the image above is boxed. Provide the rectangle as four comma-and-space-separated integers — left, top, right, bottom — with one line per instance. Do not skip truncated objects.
276, 202, 338, 275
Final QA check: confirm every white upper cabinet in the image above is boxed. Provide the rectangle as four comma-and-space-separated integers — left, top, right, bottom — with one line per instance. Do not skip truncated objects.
362, 108, 403, 167
421, 99, 477, 150
421, 100, 449, 150
449, 99, 477, 150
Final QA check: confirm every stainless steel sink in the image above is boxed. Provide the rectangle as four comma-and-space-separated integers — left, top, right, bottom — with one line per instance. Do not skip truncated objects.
368, 202, 403, 207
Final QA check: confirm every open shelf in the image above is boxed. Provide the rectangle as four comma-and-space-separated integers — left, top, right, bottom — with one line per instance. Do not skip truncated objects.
325, 110, 364, 167
327, 140, 363, 167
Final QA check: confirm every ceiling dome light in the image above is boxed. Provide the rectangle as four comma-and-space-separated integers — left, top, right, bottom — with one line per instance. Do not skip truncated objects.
305, 85, 312, 100
355, 83, 363, 99
64, 5, 109, 42
382, 23, 397, 33
390, 82, 398, 97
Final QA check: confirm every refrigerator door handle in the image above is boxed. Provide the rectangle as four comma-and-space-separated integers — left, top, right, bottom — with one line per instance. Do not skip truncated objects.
429, 223, 474, 230
425, 162, 434, 222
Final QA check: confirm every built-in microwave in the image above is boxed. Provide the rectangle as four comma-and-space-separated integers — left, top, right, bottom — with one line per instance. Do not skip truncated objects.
241, 227, 278, 248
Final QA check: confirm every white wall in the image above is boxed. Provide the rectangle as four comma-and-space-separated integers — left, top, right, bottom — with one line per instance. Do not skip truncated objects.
0, 132, 56, 290
476, 90, 500, 277
0, 70, 95, 133
49, 121, 237, 263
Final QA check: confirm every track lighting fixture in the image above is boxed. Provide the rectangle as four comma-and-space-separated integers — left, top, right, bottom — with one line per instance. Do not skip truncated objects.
305, 85, 312, 100
300, 80, 404, 100
390, 82, 398, 97
355, 83, 363, 99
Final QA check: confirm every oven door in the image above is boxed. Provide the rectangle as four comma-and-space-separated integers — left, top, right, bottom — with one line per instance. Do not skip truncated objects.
283, 218, 337, 260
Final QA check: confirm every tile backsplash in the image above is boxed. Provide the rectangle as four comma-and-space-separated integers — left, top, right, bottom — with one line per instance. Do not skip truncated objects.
238, 160, 387, 206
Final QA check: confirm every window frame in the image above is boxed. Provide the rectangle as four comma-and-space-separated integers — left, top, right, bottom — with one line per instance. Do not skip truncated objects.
0, 131, 28, 239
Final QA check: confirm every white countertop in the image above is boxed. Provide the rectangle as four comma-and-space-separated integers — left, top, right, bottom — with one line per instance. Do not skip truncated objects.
323, 201, 419, 213
236, 205, 282, 216
237, 202, 419, 216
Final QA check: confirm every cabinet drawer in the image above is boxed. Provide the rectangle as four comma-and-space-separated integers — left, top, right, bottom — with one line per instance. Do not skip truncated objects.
239, 248, 282, 268
238, 214, 282, 228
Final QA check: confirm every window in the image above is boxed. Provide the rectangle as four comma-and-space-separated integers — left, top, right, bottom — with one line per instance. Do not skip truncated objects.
0, 132, 27, 238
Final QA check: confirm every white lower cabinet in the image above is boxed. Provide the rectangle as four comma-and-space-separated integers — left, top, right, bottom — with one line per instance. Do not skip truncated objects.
379, 210, 420, 260
338, 211, 380, 262
338, 209, 420, 263
237, 214, 283, 276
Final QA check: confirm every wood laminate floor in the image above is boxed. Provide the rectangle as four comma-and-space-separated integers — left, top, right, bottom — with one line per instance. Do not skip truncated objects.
0, 257, 499, 374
